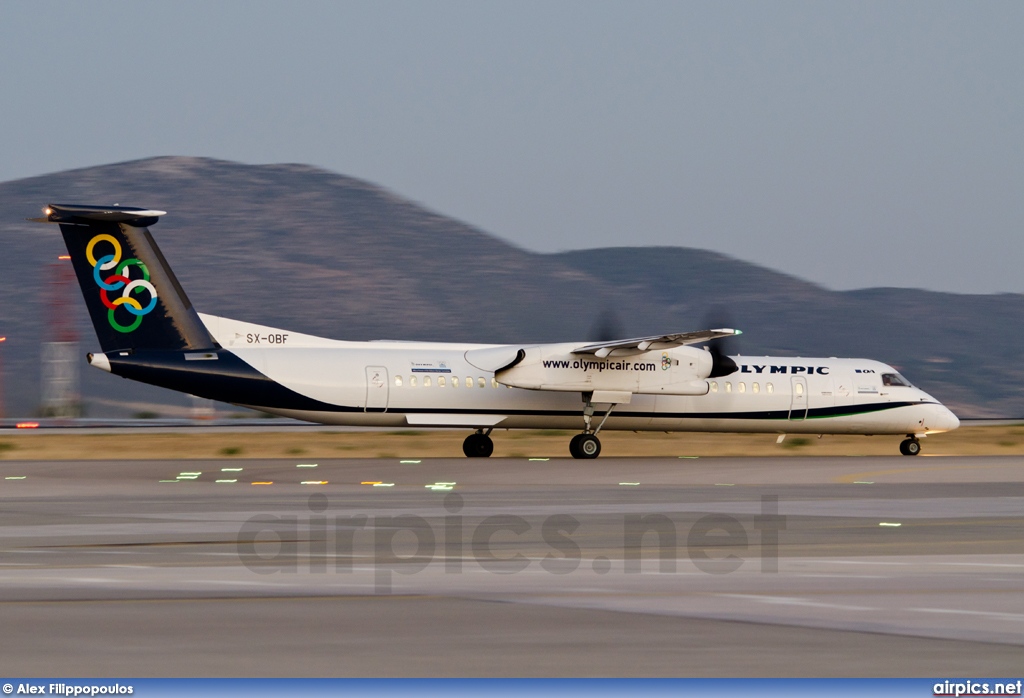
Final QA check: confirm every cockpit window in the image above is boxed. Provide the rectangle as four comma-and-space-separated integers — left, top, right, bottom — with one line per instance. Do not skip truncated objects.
881, 373, 911, 387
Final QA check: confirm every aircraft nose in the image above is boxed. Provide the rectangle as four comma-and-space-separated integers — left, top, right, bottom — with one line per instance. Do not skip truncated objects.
928, 404, 960, 433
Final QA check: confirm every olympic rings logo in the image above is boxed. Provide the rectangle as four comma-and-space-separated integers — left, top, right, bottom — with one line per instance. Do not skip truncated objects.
86, 234, 159, 333
661, 352, 671, 371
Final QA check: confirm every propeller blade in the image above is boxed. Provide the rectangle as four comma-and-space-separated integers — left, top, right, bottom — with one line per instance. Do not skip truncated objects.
589, 309, 625, 342
703, 307, 739, 377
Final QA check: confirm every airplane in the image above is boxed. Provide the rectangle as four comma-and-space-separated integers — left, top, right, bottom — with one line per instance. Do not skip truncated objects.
33, 203, 959, 458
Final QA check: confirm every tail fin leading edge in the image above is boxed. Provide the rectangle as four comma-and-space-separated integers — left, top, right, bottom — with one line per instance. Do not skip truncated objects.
42, 204, 217, 353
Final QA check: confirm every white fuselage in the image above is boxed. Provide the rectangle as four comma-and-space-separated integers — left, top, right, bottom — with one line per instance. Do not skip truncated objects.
199, 314, 960, 436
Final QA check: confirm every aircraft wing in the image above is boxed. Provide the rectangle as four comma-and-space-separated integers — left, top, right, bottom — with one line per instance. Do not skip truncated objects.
572, 329, 741, 358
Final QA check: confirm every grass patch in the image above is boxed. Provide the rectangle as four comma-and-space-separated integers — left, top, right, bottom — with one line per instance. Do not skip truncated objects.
286, 447, 307, 455
219, 446, 243, 456
0, 442, 15, 456
782, 437, 811, 449
386, 430, 426, 436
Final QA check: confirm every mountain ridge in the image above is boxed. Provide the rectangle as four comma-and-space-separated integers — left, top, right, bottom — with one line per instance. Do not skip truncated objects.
0, 156, 1019, 418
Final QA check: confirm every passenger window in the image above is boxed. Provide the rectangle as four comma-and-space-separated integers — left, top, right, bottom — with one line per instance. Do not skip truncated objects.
410, 376, 417, 388
753, 382, 760, 394
795, 382, 804, 395
394, 376, 403, 387
452, 376, 459, 388
438, 376, 446, 387
725, 382, 732, 393
466, 377, 473, 388
424, 376, 432, 387
738, 382, 746, 393
478, 377, 485, 388
767, 382, 774, 394
492, 378, 499, 388
710, 381, 718, 393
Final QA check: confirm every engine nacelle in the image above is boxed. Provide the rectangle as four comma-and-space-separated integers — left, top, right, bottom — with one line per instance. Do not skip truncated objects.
496, 343, 713, 395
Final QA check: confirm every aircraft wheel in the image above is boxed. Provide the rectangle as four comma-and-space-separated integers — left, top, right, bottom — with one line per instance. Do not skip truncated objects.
899, 438, 921, 456
463, 433, 494, 458
568, 434, 583, 459
570, 433, 601, 459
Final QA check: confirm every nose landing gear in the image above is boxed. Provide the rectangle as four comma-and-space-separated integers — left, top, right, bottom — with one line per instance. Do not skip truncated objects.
899, 437, 921, 456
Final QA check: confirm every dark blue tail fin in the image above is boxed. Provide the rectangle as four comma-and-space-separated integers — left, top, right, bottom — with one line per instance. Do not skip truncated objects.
40, 204, 217, 353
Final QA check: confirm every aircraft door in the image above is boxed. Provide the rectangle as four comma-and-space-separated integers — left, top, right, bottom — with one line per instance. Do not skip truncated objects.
365, 366, 389, 412
789, 376, 808, 420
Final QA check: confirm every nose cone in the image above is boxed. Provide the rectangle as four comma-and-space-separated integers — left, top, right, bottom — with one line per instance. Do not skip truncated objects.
927, 404, 960, 433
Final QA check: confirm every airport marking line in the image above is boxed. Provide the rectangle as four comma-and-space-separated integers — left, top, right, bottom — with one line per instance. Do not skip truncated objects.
836, 462, 1021, 484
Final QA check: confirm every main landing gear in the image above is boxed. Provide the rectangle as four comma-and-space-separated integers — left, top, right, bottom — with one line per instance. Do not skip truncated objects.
463, 429, 494, 458
569, 433, 601, 459
899, 436, 921, 456
568, 392, 617, 459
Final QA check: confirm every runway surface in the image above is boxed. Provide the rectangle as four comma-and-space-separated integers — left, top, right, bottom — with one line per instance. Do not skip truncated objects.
0, 455, 1022, 676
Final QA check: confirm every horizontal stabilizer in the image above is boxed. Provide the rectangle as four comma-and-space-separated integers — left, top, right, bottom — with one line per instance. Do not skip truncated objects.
36, 204, 166, 227
573, 329, 741, 358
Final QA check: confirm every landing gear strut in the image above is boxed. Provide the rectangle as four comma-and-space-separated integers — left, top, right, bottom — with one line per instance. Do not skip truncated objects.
463, 429, 494, 458
899, 436, 921, 456
568, 392, 616, 459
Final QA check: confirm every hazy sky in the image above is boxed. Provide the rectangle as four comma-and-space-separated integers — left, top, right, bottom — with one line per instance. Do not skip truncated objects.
2, 1, 1022, 293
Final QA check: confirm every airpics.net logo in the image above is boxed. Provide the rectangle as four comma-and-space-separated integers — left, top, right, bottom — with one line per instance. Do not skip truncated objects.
933, 680, 1023, 697
235, 493, 786, 593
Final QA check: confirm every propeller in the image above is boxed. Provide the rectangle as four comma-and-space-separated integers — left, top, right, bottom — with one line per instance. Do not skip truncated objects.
703, 307, 739, 378
588, 309, 625, 342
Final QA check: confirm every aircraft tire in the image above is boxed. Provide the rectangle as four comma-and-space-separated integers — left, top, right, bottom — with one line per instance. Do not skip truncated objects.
568, 434, 582, 459
572, 434, 601, 459
899, 438, 921, 456
463, 433, 494, 458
